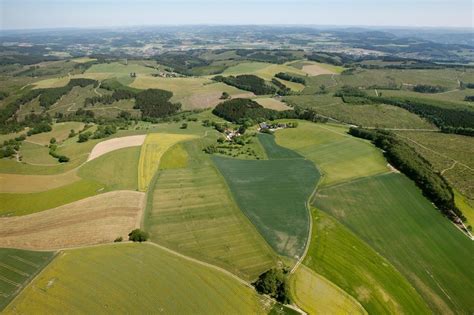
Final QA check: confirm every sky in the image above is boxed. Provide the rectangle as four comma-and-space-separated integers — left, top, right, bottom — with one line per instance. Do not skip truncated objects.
1, 0, 473, 30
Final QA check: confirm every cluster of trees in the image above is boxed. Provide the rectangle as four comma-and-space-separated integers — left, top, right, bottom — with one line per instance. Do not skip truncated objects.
48, 139, 69, 163
77, 124, 117, 143
0, 91, 9, 100
413, 84, 446, 93
334, 85, 373, 104
252, 268, 290, 304
460, 82, 474, 89
26, 122, 52, 136
271, 78, 291, 96
348, 127, 465, 223
0, 136, 24, 158
464, 96, 474, 102
275, 72, 306, 84
213, 75, 276, 95
36, 78, 99, 108
85, 89, 136, 106
128, 229, 149, 242
134, 89, 181, 118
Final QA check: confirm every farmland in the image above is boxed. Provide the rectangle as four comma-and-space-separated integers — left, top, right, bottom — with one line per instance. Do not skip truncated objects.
0, 171, 79, 193
26, 122, 84, 145
254, 97, 292, 111
213, 134, 319, 259
0, 191, 144, 250
314, 173, 474, 314
275, 122, 389, 186
0, 248, 55, 311
138, 133, 198, 191
4, 243, 268, 314
146, 138, 277, 281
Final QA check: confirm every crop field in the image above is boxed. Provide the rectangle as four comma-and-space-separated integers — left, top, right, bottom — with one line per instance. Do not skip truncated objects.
289, 60, 345, 75
27, 122, 85, 145
213, 136, 319, 259
130, 76, 253, 109
222, 62, 307, 81
0, 171, 79, 194
85, 61, 158, 76
78, 147, 140, 191
0, 248, 55, 311
138, 133, 197, 191
4, 243, 268, 314
0, 179, 104, 217
289, 265, 367, 315
314, 173, 474, 314
87, 135, 145, 162
0, 191, 144, 250
146, 139, 276, 280
158, 143, 189, 170
19, 142, 59, 165
275, 122, 389, 186
303, 209, 430, 314
255, 97, 293, 111
71, 57, 96, 63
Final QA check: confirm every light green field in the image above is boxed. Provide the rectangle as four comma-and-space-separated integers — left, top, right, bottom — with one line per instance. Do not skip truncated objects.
138, 133, 198, 191
289, 60, 345, 74
0, 248, 55, 311
274, 78, 305, 92
4, 243, 268, 314
290, 265, 367, 315
27, 122, 85, 145
314, 173, 474, 314
303, 209, 430, 314
146, 138, 277, 281
71, 57, 97, 63
86, 61, 158, 76
0, 179, 104, 216
275, 121, 389, 186
255, 97, 292, 111
158, 143, 189, 170
454, 190, 474, 227
222, 62, 307, 81
130, 76, 252, 109
78, 147, 140, 191
32, 73, 112, 89
19, 142, 58, 165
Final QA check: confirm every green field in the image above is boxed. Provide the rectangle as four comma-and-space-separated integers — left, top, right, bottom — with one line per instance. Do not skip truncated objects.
222, 61, 307, 81
158, 143, 189, 170
303, 209, 430, 314
0, 248, 55, 311
19, 142, 59, 165
27, 122, 85, 145
213, 134, 319, 259
146, 138, 277, 281
0, 179, 104, 216
78, 147, 140, 191
275, 122, 389, 186
4, 243, 268, 314
314, 173, 474, 314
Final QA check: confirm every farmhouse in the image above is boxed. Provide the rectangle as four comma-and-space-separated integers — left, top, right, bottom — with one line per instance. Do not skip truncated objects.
258, 122, 289, 132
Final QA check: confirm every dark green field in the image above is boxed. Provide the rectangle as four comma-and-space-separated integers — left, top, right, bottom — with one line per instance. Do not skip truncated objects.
314, 173, 474, 314
0, 248, 55, 311
213, 135, 320, 259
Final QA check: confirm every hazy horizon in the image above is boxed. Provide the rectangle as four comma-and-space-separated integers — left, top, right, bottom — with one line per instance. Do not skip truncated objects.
1, 0, 473, 31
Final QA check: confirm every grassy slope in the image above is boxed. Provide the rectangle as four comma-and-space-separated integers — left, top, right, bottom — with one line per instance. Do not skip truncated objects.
78, 146, 140, 191
0, 179, 104, 216
0, 248, 55, 311
275, 121, 388, 186
304, 209, 430, 314
146, 137, 276, 281
289, 265, 367, 315
213, 134, 319, 259
4, 243, 267, 314
27, 122, 84, 145
19, 141, 59, 165
314, 173, 474, 314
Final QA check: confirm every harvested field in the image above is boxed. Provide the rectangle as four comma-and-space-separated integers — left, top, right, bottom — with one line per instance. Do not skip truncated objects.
138, 133, 197, 191
0, 191, 144, 250
0, 248, 55, 311
4, 243, 267, 314
146, 139, 276, 281
87, 134, 146, 161
301, 62, 341, 76
255, 97, 292, 111
0, 171, 79, 193
290, 265, 367, 315
71, 57, 96, 63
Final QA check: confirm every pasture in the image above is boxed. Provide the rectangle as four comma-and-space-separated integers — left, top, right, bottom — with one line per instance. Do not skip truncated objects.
78, 147, 140, 191
222, 62, 307, 81
314, 173, 474, 314
275, 121, 389, 186
146, 138, 276, 281
0, 248, 55, 311
19, 142, 58, 165
4, 243, 268, 314
0, 171, 79, 193
0, 179, 103, 216
130, 76, 253, 109
213, 135, 319, 259
303, 209, 430, 314
292, 61, 344, 76
85, 61, 158, 76
255, 97, 292, 111
138, 133, 197, 191
0, 191, 144, 250
290, 265, 367, 315
27, 122, 85, 145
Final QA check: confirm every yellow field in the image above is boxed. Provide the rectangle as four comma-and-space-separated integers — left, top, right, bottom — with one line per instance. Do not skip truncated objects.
71, 57, 97, 63
138, 133, 198, 191
290, 266, 367, 315
255, 97, 292, 111
130, 76, 253, 109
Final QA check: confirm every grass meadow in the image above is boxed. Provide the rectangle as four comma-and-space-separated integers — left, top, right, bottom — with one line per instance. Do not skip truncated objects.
0, 248, 55, 311
146, 138, 277, 281
4, 243, 268, 314
314, 173, 474, 314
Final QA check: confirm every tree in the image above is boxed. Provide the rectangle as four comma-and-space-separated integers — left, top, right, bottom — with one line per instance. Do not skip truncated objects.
78, 131, 92, 143
252, 268, 290, 304
220, 91, 230, 100
180, 123, 188, 129
128, 229, 149, 242
50, 137, 56, 144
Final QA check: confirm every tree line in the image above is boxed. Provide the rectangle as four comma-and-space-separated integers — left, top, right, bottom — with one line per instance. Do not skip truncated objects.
213, 75, 276, 95
275, 72, 306, 85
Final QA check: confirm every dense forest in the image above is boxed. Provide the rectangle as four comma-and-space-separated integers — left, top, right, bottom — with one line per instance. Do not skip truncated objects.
134, 89, 181, 118
213, 75, 276, 95
274, 72, 306, 84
